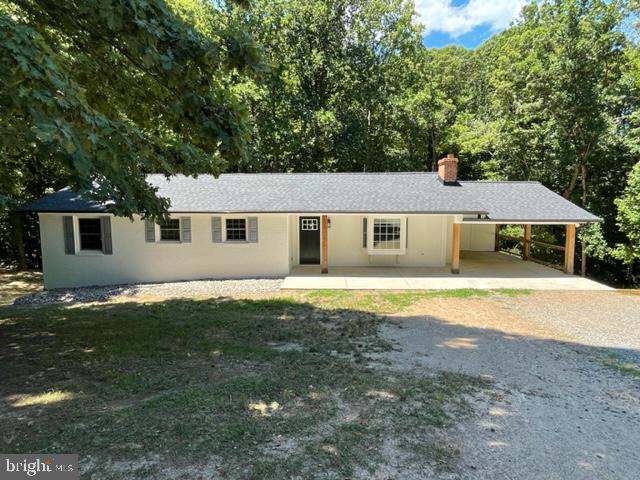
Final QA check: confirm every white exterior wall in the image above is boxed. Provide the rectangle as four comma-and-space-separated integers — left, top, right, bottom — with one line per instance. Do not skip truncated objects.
39, 213, 497, 289
289, 215, 451, 268
460, 223, 495, 251
39, 213, 290, 289
288, 215, 298, 268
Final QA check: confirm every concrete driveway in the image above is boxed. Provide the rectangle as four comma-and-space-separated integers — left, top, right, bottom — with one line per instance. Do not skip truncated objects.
283, 252, 612, 290
373, 291, 640, 479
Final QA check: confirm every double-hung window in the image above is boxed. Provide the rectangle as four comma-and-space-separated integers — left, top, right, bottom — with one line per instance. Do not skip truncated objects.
78, 218, 103, 251
225, 218, 247, 241
159, 219, 181, 241
364, 216, 406, 255
373, 218, 402, 250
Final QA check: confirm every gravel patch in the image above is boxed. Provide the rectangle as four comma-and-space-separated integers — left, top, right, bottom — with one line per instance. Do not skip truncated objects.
500, 291, 640, 363
371, 294, 640, 480
13, 278, 283, 305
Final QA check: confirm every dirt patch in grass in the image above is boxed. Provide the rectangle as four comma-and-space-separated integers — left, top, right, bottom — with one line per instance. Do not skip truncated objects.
0, 269, 42, 305
0, 294, 489, 479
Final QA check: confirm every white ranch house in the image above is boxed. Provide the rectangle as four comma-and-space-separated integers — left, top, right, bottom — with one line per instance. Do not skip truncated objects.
24, 155, 600, 290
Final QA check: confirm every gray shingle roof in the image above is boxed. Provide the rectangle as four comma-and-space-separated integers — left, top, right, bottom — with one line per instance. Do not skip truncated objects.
22, 172, 600, 222
459, 181, 601, 223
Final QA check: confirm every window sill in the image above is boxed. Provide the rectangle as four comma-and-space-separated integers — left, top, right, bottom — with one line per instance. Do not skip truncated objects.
75, 250, 106, 256
157, 240, 183, 244
367, 250, 406, 256
222, 240, 251, 245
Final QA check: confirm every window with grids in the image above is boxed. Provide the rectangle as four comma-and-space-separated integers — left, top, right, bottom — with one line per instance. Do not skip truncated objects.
79, 218, 102, 250
225, 218, 247, 241
301, 218, 318, 230
160, 219, 181, 241
372, 218, 402, 250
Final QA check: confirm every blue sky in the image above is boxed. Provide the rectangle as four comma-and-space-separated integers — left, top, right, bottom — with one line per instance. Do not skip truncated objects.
416, 0, 527, 48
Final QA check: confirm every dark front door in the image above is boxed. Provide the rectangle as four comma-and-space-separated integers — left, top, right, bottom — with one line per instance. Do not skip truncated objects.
299, 216, 321, 265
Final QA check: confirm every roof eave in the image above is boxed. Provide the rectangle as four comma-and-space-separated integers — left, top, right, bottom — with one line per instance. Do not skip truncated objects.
460, 217, 602, 224
32, 209, 490, 215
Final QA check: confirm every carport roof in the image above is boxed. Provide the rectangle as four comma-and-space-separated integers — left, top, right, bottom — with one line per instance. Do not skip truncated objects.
458, 181, 601, 223
22, 172, 600, 223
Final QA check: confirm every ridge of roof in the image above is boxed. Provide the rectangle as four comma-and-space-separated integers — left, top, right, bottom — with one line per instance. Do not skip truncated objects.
146, 172, 439, 177
459, 180, 541, 184
148, 173, 543, 183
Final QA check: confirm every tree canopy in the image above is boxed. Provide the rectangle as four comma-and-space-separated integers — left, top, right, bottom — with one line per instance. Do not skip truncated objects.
1, 0, 264, 218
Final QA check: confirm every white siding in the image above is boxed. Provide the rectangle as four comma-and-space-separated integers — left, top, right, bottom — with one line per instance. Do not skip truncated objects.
39, 213, 290, 289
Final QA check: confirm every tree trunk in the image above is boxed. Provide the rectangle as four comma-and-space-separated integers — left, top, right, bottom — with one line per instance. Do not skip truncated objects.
580, 164, 587, 277
564, 141, 594, 199
562, 162, 581, 199
10, 211, 28, 270
430, 131, 438, 172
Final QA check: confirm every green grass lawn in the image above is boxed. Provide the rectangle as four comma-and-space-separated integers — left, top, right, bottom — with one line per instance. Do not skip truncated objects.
0, 291, 504, 479
302, 287, 530, 313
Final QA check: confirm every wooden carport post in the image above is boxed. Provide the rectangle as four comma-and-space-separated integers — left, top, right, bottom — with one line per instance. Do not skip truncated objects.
523, 224, 532, 260
321, 215, 329, 274
494, 224, 501, 252
451, 223, 461, 274
564, 224, 576, 274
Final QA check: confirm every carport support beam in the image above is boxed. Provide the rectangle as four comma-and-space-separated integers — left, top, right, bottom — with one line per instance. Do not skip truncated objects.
321, 215, 329, 274
452, 223, 460, 274
523, 224, 531, 260
564, 224, 576, 274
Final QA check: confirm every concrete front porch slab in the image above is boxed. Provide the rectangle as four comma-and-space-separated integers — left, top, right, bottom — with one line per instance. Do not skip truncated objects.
281, 252, 613, 291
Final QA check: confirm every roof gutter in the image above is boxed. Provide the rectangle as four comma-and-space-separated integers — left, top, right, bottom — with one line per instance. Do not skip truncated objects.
459, 218, 602, 224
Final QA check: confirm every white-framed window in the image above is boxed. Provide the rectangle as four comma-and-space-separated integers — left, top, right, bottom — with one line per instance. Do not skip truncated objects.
224, 217, 247, 242
68, 215, 112, 255
145, 216, 190, 244
365, 216, 406, 255
301, 218, 319, 230
159, 218, 181, 241
77, 217, 103, 251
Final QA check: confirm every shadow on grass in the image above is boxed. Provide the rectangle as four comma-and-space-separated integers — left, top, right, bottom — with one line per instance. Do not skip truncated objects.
0, 293, 637, 479
0, 296, 487, 479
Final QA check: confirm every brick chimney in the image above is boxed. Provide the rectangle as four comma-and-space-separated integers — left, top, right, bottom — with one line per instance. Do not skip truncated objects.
438, 153, 458, 185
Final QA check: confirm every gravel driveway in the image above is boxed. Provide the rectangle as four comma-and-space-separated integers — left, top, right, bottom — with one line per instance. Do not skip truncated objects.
374, 291, 640, 480
507, 291, 640, 362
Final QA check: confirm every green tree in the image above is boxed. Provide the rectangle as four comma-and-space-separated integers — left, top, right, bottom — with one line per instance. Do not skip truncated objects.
1, 0, 263, 219
391, 46, 477, 173
614, 162, 640, 278
467, 0, 627, 193
244, 0, 422, 172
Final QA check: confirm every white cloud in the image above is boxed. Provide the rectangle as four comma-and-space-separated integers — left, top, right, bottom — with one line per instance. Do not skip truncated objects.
415, 0, 527, 38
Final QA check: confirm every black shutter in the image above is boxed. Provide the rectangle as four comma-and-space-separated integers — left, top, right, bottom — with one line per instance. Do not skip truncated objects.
362, 217, 367, 248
